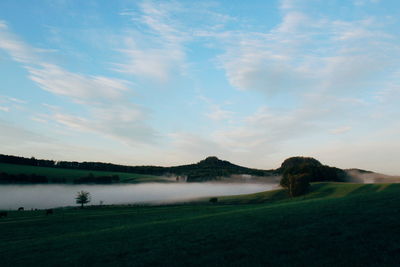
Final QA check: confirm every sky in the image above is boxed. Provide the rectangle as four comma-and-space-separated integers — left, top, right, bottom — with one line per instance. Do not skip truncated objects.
0, 0, 399, 174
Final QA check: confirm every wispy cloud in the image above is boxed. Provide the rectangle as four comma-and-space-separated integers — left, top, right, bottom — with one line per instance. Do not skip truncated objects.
199, 96, 235, 121
27, 63, 129, 101
0, 20, 38, 63
0, 106, 9, 112
0, 20, 156, 146
0, 95, 27, 113
330, 126, 352, 135
206, 106, 234, 121
114, 1, 187, 82
213, 1, 398, 99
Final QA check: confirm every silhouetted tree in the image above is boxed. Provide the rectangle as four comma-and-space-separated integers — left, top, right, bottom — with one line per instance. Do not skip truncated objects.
209, 197, 218, 204
75, 191, 91, 208
280, 165, 311, 197
281, 173, 310, 197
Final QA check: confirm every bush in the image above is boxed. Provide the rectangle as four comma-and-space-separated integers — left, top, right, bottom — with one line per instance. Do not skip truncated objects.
209, 197, 218, 204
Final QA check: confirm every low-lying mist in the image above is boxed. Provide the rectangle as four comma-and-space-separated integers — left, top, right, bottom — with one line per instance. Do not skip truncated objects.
346, 170, 400, 184
0, 182, 278, 210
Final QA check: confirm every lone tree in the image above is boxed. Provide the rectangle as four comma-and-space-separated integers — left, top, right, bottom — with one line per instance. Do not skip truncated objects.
280, 166, 311, 197
75, 190, 91, 208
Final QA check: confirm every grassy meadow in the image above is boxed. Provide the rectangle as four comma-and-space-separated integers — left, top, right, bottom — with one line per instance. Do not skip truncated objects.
0, 163, 167, 183
1, 182, 400, 266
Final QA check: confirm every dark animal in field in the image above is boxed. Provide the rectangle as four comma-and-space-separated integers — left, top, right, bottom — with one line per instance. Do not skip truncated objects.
18, 207, 24, 211
0, 211, 7, 218
209, 197, 218, 204
45, 209, 53, 215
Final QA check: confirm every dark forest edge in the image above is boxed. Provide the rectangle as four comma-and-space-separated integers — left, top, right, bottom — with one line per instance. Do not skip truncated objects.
0, 171, 120, 184
0, 153, 355, 184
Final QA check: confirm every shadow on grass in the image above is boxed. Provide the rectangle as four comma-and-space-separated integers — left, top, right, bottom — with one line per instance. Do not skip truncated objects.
304, 183, 336, 199
253, 190, 288, 203
220, 182, 400, 205
378, 183, 400, 193
346, 184, 381, 196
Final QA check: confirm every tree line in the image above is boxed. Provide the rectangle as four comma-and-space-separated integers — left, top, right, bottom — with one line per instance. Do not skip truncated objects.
0, 154, 272, 181
0, 172, 120, 184
0, 154, 166, 174
0, 172, 48, 183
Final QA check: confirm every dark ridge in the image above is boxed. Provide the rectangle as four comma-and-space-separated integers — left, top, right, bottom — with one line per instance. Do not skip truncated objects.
0, 153, 385, 183
166, 156, 273, 182
0, 154, 273, 182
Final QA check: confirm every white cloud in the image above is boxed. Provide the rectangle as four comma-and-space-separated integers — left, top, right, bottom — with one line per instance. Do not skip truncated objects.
330, 126, 352, 135
114, 1, 187, 82
0, 19, 157, 147
7, 97, 27, 104
114, 43, 185, 82
212, 106, 316, 153
0, 106, 9, 112
280, 0, 301, 10
27, 63, 129, 101
199, 96, 235, 121
220, 48, 306, 94
214, 5, 398, 99
0, 22, 36, 63
31, 116, 48, 124
275, 11, 310, 33
206, 106, 234, 121
0, 95, 27, 113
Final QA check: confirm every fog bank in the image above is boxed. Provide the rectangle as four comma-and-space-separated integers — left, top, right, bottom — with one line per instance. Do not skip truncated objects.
0, 182, 278, 210
346, 170, 400, 184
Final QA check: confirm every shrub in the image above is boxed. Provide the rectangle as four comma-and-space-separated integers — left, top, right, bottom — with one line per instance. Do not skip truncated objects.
209, 197, 218, 204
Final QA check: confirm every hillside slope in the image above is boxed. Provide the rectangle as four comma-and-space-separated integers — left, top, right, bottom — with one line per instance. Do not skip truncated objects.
1, 182, 400, 266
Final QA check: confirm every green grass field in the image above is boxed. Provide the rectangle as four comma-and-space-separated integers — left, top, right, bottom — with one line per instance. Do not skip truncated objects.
1, 182, 400, 266
0, 163, 167, 183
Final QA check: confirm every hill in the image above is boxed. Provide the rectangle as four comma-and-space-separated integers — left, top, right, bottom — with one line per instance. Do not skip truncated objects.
0, 154, 273, 183
0, 163, 168, 184
167, 156, 272, 182
1, 182, 400, 266
1, 154, 396, 184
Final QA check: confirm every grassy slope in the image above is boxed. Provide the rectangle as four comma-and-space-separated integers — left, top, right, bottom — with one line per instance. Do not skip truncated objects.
217, 182, 393, 204
0, 163, 166, 183
1, 183, 400, 266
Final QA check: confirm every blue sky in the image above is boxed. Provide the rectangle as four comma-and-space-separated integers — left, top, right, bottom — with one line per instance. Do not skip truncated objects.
0, 0, 399, 174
